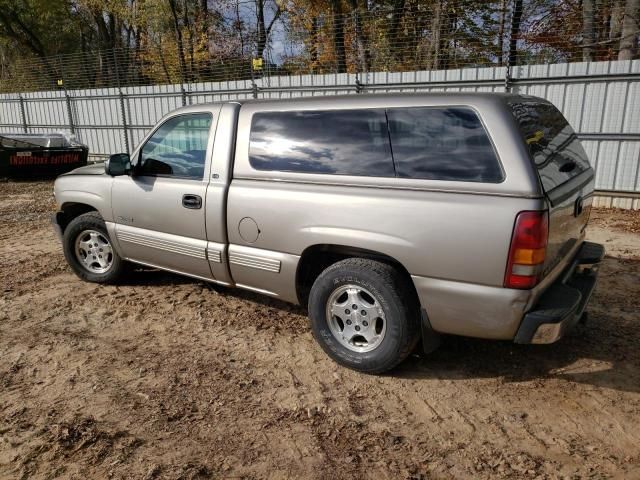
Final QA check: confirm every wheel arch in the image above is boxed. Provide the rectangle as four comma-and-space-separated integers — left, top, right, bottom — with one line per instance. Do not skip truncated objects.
58, 202, 99, 232
295, 244, 420, 308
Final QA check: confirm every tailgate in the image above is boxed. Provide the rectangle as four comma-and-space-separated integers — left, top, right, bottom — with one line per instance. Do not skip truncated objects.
509, 100, 594, 277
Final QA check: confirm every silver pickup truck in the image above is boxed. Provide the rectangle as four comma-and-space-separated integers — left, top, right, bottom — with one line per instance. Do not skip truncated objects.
52, 93, 604, 373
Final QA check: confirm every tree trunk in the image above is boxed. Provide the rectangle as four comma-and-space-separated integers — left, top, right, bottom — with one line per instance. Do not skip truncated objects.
389, 0, 406, 66
93, 13, 114, 86
235, 1, 245, 57
430, 0, 442, 69
330, 0, 347, 73
619, 0, 640, 60
498, 0, 507, 65
348, 0, 370, 73
168, 0, 188, 84
200, 0, 209, 38
80, 34, 96, 87
309, 16, 318, 70
133, 27, 143, 83
508, 0, 523, 67
183, 0, 195, 79
582, 0, 596, 61
158, 40, 172, 84
255, 0, 282, 61
256, 0, 267, 59
610, 0, 624, 53
444, 4, 457, 68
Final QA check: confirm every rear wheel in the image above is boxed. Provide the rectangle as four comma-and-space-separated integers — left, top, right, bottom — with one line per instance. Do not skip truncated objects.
63, 212, 124, 283
308, 258, 420, 373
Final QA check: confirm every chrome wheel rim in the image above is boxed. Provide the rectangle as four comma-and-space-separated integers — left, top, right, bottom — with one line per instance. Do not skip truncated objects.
74, 229, 114, 274
326, 284, 387, 353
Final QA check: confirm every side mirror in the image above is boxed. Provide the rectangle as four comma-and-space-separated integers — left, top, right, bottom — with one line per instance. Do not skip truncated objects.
105, 153, 131, 176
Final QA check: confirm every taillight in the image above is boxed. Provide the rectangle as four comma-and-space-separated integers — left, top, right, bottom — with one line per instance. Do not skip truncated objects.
504, 211, 549, 289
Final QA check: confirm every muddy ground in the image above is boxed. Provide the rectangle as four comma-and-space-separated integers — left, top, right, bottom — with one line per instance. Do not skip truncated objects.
1, 180, 639, 480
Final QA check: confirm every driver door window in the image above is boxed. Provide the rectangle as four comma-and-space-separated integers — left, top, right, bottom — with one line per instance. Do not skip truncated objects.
138, 113, 212, 180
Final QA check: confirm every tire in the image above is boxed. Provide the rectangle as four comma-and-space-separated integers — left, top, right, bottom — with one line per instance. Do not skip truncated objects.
62, 211, 124, 283
308, 258, 420, 374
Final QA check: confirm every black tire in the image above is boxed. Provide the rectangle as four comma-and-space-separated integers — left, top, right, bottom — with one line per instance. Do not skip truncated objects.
62, 211, 124, 283
308, 258, 421, 374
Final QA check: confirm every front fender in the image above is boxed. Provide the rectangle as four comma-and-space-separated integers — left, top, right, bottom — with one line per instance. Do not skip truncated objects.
54, 174, 114, 222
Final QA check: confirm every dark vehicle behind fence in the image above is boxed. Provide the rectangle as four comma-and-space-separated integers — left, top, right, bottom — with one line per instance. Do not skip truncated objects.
0, 133, 88, 178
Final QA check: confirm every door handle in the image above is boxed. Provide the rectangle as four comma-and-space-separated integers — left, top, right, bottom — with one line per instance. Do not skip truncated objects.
182, 194, 202, 209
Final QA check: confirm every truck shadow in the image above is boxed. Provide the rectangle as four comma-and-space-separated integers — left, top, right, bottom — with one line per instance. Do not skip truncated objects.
395, 326, 640, 394
118, 267, 201, 287
119, 255, 639, 394
397, 254, 640, 394
118, 266, 307, 315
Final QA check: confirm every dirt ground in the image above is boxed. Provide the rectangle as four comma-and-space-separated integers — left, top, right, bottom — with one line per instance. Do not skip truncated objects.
1, 181, 639, 480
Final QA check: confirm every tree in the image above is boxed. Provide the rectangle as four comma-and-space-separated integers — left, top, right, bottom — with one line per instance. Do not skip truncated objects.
388, 0, 406, 64
255, 0, 282, 60
2, 0, 639, 94
348, 0, 370, 72
0, 0, 80, 57
329, 0, 347, 73
167, 0, 188, 82
583, 0, 596, 61
508, 0, 523, 66
619, 0, 639, 60
497, 0, 507, 64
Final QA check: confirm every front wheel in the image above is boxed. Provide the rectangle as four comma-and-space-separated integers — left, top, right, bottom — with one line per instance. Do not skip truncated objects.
62, 211, 124, 283
308, 258, 420, 374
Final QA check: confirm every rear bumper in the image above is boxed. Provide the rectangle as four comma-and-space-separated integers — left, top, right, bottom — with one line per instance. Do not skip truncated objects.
513, 241, 605, 344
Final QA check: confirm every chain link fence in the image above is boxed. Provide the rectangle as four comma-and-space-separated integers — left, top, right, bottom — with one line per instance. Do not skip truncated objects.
1, 0, 638, 93
0, 0, 639, 207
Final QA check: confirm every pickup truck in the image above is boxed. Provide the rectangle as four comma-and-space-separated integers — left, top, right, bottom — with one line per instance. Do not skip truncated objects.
52, 93, 604, 373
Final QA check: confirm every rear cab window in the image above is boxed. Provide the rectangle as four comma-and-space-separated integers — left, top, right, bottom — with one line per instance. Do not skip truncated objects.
509, 101, 591, 193
248, 106, 502, 183
248, 109, 394, 177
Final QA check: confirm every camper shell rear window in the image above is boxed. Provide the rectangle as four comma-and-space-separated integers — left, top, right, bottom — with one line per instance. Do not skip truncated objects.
509, 101, 591, 193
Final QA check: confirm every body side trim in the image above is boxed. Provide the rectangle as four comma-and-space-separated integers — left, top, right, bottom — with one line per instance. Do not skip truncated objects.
229, 250, 282, 273
118, 229, 207, 260
227, 244, 300, 303
206, 241, 224, 263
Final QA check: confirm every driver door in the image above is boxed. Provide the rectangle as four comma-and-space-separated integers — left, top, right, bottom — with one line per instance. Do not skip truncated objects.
111, 111, 217, 280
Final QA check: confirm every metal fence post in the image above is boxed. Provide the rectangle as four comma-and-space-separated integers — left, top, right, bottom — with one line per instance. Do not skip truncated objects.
64, 92, 76, 135
57, 57, 76, 135
18, 94, 29, 133
118, 91, 130, 155
181, 85, 188, 106
113, 50, 130, 154
504, 66, 512, 93
250, 57, 260, 99
504, 0, 517, 93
